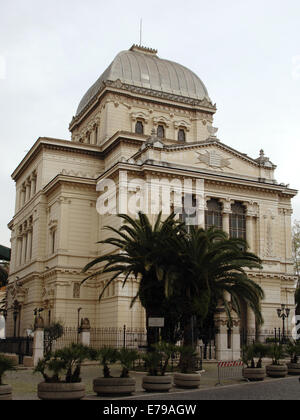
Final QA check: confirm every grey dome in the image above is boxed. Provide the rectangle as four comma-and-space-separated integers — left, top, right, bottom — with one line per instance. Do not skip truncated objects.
76, 45, 211, 116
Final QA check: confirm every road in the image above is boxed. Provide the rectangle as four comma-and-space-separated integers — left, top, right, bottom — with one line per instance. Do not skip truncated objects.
121, 376, 300, 400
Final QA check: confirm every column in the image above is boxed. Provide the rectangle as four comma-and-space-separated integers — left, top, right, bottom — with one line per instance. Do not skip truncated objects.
220, 198, 233, 236
22, 233, 27, 264
21, 186, 26, 208
33, 320, 44, 366
30, 175, 36, 197
25, 180, 31, 202
195, 180, 205, 228
232, 318, 241, 360
18, 236, 23, 266
246, 215, 253, 251
222, 213, 230, 235
94, 126, 98, 145
220, 199, 233, 302
247, 306, 256, 343
214, 308, 231, 361
26, 230, 32, 262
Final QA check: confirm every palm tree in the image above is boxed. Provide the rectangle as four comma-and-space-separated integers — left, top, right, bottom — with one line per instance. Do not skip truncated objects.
295, 287, 300, 315
82, 212, 184, 348
165, 225, 265, 349
0, 264, 8, 288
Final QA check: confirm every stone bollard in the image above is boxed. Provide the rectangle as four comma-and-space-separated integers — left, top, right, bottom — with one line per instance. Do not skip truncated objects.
79, 318, 91, 347
214, 307, 241, 361
33, 316, 44, 366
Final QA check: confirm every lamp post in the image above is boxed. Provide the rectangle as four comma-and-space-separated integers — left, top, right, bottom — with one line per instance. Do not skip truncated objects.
77, 307, 82, 343
276, 304, 290, 343
13, 303, 19, 337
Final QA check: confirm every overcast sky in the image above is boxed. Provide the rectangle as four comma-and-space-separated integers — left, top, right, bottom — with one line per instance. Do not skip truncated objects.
0, 0, 300, 247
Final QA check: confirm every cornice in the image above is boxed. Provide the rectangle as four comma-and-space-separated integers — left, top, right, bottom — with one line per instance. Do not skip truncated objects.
11, 137, 103, 182
97, 161, 297, 197
69, 81, 217, 130
43, 174, 97, 197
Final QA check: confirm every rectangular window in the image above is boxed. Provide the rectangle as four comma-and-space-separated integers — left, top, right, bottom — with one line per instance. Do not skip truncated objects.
51, 229, 56, 254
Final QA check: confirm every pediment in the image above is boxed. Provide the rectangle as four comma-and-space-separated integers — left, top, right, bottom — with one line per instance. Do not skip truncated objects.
162, 142, 260, 178
135, 140, 275, 181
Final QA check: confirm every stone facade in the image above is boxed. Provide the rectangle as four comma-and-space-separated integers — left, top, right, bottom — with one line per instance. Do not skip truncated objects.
5, 45, 297, 343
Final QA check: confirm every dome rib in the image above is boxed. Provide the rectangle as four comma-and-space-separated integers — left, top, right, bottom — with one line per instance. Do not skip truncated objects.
75, 47, 211, 116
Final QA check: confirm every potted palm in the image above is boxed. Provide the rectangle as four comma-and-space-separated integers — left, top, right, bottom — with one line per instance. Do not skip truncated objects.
93, 347, 139, 396
242, 343, 267, 381
266, 344, 288, 378
142, 342, 174, 392
286, 341, 300, 375
0, 354, 16, 400
34, 343, 92, 400
173, 346, 202, 388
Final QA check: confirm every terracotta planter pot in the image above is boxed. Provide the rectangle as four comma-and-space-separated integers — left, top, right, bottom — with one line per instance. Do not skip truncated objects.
0, 385, 12, 400
174, 373, 201, 389
242, 367, 266, 381
266, 364, 288, 378
93, 377, 136, 396
37, 382, 85, 400
142, 375, 172, 392
287, 363, 300, 375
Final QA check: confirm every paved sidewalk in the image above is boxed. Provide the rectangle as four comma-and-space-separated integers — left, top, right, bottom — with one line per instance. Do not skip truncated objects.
5, 360, 296, 400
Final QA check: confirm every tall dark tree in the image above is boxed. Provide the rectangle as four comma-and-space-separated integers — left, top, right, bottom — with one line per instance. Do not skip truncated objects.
165, 226, 265, 353
82, 212, 184, 348
0, 264, 8, 288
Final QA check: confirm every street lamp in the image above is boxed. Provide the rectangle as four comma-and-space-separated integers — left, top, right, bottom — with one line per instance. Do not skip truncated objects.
276, 304, 290, 343
13, 303, 19, 337
77, 308, 82, 343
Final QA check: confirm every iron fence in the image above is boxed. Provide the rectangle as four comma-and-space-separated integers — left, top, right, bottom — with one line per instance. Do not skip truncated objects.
90, 326, 147, 350
0, 337, 33, 364
44, 327, 78, 353
45, 326, 147, 354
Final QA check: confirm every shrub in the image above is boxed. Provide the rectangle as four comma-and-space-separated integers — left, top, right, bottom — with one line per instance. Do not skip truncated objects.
267, 344, 287, 366
243, 343, 268, 368
34, 343, 93, 383
44, 322, 64, 354
97, 347, 119, 378
142, 342, 176, 376
175, 346, 198, 374
286, 340, 300, 364
0, 354, 16, 385
117, 348, 139, 378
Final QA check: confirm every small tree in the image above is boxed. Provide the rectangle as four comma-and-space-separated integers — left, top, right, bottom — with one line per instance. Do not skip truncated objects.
175, 346, 199, 374
44, 322, 64, 354
242, 343, 268, 368
34, 343, 93, 383
117, 348, 139, 378
97, 347, 119, 378
0, 354, 16, 385
267, 344, 287, 366
286, 340, 300, 364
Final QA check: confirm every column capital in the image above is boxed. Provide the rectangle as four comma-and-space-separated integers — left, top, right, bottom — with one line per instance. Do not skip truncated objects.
242, 201, 258, 217
219, 198, 234, 214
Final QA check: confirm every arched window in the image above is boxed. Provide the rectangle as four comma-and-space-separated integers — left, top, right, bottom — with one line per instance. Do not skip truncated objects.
230, 202, 246, 239
205, 199, 222, 230
135, 121, 144, 134
157, 125, 165, 138
178, 128, 186, 142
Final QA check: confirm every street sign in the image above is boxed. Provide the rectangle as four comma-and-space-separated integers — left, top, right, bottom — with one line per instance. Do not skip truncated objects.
148, 317, 164, 327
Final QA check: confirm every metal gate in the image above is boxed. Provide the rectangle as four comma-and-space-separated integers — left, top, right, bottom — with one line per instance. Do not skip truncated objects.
0, 337, 33, 364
